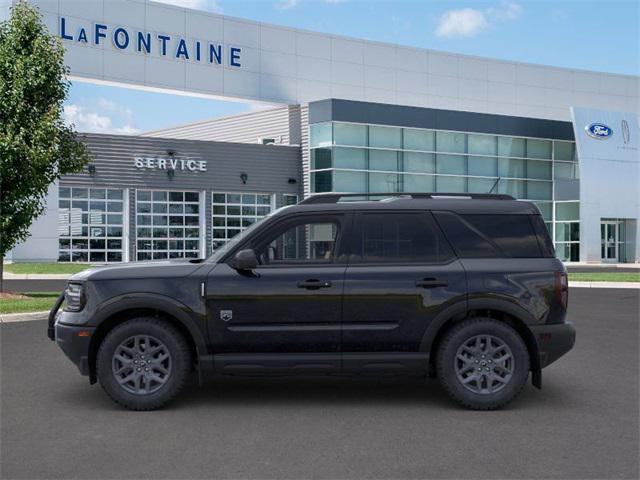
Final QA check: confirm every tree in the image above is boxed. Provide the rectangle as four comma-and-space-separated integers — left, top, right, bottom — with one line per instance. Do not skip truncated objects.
0, 1, 90, 291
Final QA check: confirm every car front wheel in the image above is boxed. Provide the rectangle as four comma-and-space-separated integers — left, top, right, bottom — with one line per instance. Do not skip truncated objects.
96, 317, 191, 410
436, 318, 530, 410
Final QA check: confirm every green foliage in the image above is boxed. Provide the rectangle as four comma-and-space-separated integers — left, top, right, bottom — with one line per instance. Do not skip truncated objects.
4, 262, 94, 274
0, 292, 60, 314
569, 272, 640, 283
0, 1, 90, 258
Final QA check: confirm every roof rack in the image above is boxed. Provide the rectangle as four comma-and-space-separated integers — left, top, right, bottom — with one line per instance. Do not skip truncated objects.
299, 192, 514, 205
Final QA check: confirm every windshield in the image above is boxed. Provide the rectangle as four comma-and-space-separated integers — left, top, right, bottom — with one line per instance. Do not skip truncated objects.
206, 206, 284, 263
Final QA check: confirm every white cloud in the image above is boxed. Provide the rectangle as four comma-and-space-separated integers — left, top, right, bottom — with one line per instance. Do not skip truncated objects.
153, 0, 222, 13
324, 0, 345, 3
435, 2, 522, 38
275, 0, 298, 10
64, 100, 139, 135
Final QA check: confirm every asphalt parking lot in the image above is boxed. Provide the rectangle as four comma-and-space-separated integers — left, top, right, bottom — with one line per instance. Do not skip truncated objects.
1, 288, 638, 479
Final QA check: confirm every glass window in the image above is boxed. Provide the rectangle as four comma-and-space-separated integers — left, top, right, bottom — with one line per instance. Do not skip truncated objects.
137, 190, 201, 260
556, 202, 579, 221
369, 172, 399, 193
355, 213, 454, 263
554, 162, 579, 180
311, 148, 332, 169
58, 186, 125, 263
461, 214, 542, 258
526, 139, 552, 159
256, 219, 339, 264
436, 176, 466, 193
555, 222, 580, 242
436, 154, 466, 175
310, 123, 332, 147
312, 171, 332, 192
498, 179, 525, 198
334, 148, 366, 169
468, 134, 497, 156
468, 178, 496, 194
369, 125, 402, 149
468, 156, 497, 177
555, 242, 580, 262
211, 192, 274, 252
526, 181, 552, 200
534, 202, 553, 221
369, 150, 398, 171
402, 174, 434, 192
334, 170, 367, 192
434, 212, 501, 258
527, 160, 552, 180
334, 123, 367, 147
283, 194, 298, 206
554, 141, 576, 161
498, 137, 525, 158
498, 158, 525, 178
404, 152, 435, 173
436, 131, 466, 153
403, 129, 434, 151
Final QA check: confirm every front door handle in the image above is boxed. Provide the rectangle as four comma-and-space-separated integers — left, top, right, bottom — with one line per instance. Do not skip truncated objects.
415, 278, 448, 288
297, 279, 332, 290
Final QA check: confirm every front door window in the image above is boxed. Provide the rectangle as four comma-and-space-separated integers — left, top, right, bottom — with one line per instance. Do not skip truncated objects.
601, 221, 619, 262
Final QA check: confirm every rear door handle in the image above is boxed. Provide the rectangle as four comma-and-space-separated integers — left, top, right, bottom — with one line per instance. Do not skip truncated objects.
297, 279, 332, 290
415, 278, 448, 288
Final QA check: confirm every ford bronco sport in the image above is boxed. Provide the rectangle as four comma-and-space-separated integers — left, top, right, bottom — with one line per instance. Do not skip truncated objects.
49, 192, 575, 410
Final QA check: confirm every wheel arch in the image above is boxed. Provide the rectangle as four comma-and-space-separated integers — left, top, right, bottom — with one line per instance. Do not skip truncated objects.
421, 297, 542, 387
87, 294, 208, 384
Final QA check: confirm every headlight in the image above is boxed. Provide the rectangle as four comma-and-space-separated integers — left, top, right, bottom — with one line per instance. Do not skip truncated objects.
64, 283, 85, 312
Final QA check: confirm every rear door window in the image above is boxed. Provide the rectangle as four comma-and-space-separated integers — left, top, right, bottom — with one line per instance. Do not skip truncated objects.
352, 212, 454, 263
435, 212, 543, 258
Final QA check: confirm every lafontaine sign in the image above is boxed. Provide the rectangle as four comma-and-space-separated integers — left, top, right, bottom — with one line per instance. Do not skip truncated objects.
134, 156, 207, 172
60, 17, 242, 68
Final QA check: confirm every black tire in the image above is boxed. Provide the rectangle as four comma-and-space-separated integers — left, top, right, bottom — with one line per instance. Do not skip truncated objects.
96, 317, 191, 411
436, 318, 529, 410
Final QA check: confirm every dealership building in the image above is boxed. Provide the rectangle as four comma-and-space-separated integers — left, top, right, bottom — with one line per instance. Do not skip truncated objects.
3, 0, 639, 264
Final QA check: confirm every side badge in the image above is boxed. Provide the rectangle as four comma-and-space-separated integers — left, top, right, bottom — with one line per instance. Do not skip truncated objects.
220, 310, 233, 322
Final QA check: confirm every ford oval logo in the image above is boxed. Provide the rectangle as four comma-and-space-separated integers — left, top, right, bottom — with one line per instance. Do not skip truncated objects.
585, 123, 613, 139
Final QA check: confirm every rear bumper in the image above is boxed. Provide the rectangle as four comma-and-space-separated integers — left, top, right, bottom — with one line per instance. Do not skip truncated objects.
530, 322, 576, 368
54, 321, 95, 376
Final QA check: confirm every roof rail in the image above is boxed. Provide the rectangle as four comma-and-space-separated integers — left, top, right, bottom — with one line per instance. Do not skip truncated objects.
299, 192, 514, 205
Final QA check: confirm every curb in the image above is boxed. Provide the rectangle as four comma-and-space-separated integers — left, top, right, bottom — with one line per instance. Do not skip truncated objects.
569, 281, 640, 289
1, 311, 49, 323
3, 273, 72, 280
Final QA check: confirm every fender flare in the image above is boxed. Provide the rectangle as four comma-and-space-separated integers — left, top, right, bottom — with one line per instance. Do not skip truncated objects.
88, 293, 209, 363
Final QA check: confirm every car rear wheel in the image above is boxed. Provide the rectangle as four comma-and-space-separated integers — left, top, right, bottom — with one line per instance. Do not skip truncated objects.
436, 318, 529, 410
96, 317, 191, 411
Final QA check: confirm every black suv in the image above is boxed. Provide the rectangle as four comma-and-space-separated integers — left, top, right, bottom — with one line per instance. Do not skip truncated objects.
49, 193, 575, 411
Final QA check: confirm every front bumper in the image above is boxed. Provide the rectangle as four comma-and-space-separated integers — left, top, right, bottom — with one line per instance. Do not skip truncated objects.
54, 321, 95, 376
530, 321, 576, 368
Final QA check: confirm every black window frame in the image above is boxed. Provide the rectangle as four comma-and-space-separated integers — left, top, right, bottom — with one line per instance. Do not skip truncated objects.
348, 210, 457, 266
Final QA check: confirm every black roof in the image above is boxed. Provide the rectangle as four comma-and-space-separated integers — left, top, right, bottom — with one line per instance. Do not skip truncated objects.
280, 193, 541, 216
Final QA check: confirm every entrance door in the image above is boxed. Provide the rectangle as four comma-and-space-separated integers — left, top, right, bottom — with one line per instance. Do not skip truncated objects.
601, 221, 619, 262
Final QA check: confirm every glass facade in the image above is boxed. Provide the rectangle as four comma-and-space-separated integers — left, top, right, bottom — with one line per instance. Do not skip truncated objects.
310, 121, 580, 261
58, 187, 125, 263
136, 190, 200, 260
212, 192, 275, 251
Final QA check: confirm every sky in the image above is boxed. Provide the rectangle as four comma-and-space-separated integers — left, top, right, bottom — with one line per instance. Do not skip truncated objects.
63, 0, 640, 135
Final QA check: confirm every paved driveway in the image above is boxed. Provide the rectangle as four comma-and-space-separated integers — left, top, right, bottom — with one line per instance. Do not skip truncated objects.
1, 288, 638, 479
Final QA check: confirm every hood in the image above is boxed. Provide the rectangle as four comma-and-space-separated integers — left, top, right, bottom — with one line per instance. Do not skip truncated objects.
69, 259, 208, 282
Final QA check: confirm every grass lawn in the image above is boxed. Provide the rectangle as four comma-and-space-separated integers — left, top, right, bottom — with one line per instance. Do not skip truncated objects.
0, 292, 60, 315
568, 272, 640, 282
3, 262, 95, 275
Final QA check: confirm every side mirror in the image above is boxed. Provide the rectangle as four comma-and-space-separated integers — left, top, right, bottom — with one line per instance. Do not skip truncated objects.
233, 249, 258, 271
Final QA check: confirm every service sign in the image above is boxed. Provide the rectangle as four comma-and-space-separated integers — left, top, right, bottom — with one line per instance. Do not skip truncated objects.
134, 156, 207, 172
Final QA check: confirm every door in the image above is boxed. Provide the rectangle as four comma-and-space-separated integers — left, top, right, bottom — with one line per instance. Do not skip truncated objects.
341, 211, 467, 370
601, 221, 619, 262
206, 213, 349, 355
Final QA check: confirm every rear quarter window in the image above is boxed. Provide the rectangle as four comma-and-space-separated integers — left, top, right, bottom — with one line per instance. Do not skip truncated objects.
434, 212, 543, 258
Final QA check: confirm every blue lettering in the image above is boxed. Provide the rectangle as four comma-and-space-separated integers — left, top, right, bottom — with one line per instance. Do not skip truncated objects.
94, 24, 107, 45
176, 39, 189, 59
113, 27, 129, 50
157, 34, 170, 56
230, 47, 241, 67
209, 43, 222, 64
195, 41, 201, 61
60, 17, 73, 40
137, 32, 151, 53
77, 27, 87, 43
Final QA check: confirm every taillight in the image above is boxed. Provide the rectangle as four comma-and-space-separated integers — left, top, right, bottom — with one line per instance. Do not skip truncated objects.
555, 271, 568, 310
